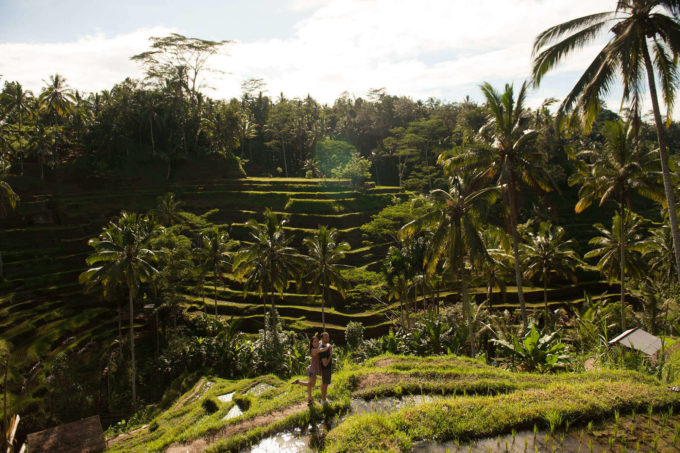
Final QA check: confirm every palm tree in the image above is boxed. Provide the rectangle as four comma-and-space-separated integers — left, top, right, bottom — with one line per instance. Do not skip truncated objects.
233, 209, 303, 344
197, 227, 237, 316
569, 119, 661, 329
585, 211, 646, 330
152, 192, 185, 226
383, 245, 412, 328
444, 82, 553, 326
2, 82, 34, 174
641, 222, 676, 283
0, 158, 18, 219
79, 212, 161, 410
38, 74, 74, 167
302, 226, 350, 330
0, 157, 18, 278
479, 226, 513, 310
402, 170, 497, 356
531, 0, 680, 285
521, 221, 581, 317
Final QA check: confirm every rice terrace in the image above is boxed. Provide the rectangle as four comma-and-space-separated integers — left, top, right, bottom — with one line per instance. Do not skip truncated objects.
2, 1, 680, 452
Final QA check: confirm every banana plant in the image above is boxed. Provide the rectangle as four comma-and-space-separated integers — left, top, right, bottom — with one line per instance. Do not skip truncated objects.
493, 323, 571, 372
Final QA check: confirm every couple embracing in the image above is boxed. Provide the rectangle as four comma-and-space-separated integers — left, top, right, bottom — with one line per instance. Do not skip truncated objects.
293, 331, 332, 405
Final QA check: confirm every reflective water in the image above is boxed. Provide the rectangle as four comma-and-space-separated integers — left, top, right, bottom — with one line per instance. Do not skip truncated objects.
223, 404, 243, 420
247, 429, 314, 453
247, 383, 275, 396
245, 395, 442, 453
217, 392, 234, 403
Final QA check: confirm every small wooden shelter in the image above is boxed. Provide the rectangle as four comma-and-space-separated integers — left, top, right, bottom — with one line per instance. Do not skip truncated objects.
26, 415, 105, 453
609, 328, 663, 356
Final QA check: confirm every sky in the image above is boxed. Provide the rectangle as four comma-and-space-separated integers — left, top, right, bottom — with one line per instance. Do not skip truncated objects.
0, 0, 644, 111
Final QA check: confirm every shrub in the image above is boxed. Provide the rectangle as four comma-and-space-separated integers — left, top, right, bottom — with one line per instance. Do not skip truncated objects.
332, 154, 372, 190
201, 398, 218, 413
345, 321, 365, 348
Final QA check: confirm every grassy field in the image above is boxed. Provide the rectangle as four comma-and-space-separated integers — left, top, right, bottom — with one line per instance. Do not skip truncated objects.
101, 354, 680, 453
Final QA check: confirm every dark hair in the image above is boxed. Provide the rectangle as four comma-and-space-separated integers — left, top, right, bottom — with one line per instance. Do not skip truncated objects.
321, 331, 330, 339
309, 335, 318, 352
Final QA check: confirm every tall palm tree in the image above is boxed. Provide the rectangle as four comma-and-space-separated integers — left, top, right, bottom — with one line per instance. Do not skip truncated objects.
197, 227, 237, 316
233, 209, 303, 344
0, 158, 18, 218
0, 157, 18, 278
402, 170, 497, 356
569, 120, 661, 328
38, 74, 74, 167
383, 245, 412, 328
585, 211, 646, 330
480, 226, 513, 309
641, 222, 676, 282
521, 221, 581, 317
531, 0, 680, 285
2, 82, 34, 174
444, 82, 553, 326
152, 192, 185, 227
79, 212, 161, 410
302, 226, 350, 330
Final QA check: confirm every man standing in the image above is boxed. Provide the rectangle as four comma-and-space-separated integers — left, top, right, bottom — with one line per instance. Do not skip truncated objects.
319, 331, 332, 404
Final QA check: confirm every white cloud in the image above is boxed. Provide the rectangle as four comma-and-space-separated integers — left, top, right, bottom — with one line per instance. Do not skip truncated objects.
1, 0, 653, 115
0, 27, 174, 93
287, 0, 333, 11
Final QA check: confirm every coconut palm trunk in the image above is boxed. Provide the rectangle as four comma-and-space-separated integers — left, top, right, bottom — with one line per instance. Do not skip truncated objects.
321, 277, 327, 330
619, 192, 627, 331
458, 253, 476, 357
641, 43, 680, 285
508, 183, 527, 326
149, 116, 155, 159
128, 283, 137, 411
542, 267, 548, 317
214, 262, 219, 316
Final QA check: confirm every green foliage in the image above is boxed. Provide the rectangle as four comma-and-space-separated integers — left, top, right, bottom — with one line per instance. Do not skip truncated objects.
493, 324, 571, 372
314, 139, 357, 177
345, 321, 365, 348
361, 198, 431, 243
332, 154, 372, 190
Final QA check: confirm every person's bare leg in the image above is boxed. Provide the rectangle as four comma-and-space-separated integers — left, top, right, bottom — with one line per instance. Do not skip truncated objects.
320, 382, 328, 401
307, 376, 316, 402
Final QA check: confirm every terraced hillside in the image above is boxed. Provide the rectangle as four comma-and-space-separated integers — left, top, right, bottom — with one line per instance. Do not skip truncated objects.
102, 354, 680, 453
0, 178, 407, 384
1, 177, 623, 380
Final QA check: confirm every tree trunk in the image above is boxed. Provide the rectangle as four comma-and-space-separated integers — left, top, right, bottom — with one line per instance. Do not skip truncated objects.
280, 137, 289, 177
3, 356, 8, 451
620, 195, 627, 331
321, 283, 327, 331
543, 267, 548, 319
270, 291, 279, 349
642, 42, 680, 284
117, 299, 123, 350
214, 263, 219, 316
149, 116, 155, 159
128, 285, 137, 411
459, 257, 476, 356
487, 277, 493, 310
18, 112, 24, 175
508, 185, 527, 326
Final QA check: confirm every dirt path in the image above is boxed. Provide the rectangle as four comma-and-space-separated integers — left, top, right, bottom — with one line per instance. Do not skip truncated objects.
173, 378, 210, 410
164, 402, 309, 453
